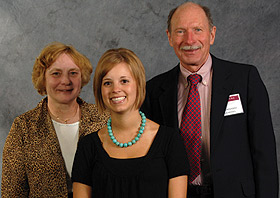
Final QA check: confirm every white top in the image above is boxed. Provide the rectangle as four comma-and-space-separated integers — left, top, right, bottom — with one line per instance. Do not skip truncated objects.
52, 120, 79, 177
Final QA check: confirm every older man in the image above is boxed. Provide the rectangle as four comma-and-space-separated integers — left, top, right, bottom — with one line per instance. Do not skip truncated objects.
141, 2, 278, 198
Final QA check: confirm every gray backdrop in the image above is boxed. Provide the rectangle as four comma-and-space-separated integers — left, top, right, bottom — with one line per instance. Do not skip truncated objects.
0, 0, 279, 195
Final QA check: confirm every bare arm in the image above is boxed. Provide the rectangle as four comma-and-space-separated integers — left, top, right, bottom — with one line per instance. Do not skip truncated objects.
168, 175, 188, 198
73, 182, 92, 198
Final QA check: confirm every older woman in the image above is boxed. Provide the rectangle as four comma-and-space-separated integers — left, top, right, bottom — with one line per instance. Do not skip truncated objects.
1, 42, 109, 197
72, 48, 189, 198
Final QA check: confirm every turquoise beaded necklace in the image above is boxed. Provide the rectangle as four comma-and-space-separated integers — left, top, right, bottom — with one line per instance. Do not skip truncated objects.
107, 111, 146, 148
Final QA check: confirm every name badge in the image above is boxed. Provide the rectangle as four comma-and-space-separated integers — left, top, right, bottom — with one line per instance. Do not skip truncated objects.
224, 94, 244, 116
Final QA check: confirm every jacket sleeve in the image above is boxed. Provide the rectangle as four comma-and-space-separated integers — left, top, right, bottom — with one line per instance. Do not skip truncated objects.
1, 118, 29, 197
247, 66, 279, 197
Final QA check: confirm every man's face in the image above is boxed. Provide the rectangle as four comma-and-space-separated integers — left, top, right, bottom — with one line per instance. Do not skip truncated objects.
167, 3, 216, 72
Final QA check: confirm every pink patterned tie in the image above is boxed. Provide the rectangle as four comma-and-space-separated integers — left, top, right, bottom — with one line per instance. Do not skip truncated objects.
180, 74, 202, 183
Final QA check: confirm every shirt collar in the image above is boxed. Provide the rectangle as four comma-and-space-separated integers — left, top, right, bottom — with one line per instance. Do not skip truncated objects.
179, 54, 212, 87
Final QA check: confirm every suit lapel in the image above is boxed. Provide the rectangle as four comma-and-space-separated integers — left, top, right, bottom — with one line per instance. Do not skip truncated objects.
41, 101, 70, 188
210, 57, 234, 153
38, 98, 67, 167
158, 65, 180, 128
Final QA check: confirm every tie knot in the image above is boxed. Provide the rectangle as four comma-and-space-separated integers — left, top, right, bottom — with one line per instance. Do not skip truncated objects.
187, 74, 202, 85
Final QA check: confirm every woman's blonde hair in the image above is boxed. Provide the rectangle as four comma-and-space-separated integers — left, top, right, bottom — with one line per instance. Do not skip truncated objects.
32, 42, 93, 95
93, 48, 146, 112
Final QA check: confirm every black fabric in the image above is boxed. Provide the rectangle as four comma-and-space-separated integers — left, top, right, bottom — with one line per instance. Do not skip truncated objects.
188, 184, 214, 198
72, 125, 189, 198
141, 55, 279, 197
68, 192, 73, 198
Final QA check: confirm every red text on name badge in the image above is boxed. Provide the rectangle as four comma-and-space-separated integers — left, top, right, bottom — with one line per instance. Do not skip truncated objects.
228, 95, 239, 101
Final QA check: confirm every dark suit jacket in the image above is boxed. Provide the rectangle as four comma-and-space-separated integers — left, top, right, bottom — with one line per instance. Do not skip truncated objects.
141, 55, 279, 198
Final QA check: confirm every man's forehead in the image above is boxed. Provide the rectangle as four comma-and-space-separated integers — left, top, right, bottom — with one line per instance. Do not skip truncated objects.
174, 4, 205, 18
172, 9, 207, 24
170, 5, 209, 28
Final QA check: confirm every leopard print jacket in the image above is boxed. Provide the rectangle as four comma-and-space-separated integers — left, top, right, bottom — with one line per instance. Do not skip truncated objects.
1, 97, 109, 197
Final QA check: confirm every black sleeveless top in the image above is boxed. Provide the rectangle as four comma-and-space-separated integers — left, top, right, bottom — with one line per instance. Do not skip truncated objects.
72, 125, 189, 198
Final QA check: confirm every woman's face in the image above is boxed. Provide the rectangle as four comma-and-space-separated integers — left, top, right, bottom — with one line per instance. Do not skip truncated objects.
45, 53, 82, 105
101, 62, 137, 114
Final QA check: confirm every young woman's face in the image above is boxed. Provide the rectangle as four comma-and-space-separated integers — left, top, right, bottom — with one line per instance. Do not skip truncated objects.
101, 62, 137, 114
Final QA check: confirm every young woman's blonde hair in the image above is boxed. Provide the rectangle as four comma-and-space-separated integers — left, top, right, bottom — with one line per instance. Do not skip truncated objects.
93, 48, 146, 112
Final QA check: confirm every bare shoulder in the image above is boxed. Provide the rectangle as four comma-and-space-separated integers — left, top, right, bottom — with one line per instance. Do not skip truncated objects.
96, 127, 108, 142
145, 119, 160, 135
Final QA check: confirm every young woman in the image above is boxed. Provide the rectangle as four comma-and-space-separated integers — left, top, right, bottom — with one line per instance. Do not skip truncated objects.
72, 48, 189, 198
